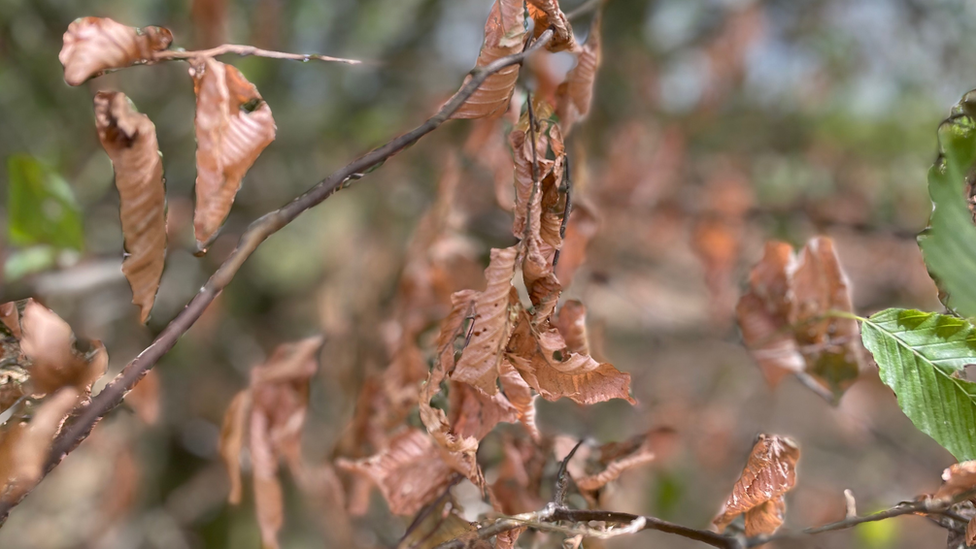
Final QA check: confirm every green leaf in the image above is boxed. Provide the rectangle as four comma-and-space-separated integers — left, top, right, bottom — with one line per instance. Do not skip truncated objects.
918, 91, 976, 318
860, 308, 976, 461
7, 154, 84, 251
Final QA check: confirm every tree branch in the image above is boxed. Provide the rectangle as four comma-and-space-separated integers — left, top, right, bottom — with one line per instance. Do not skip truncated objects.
153, 44, 362, 65
0, 27, 556, 523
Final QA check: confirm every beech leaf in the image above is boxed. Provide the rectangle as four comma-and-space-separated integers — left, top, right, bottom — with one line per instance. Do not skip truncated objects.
337, 429, 457, 516
190, 57, 276, 251
555, 11, 601, 131
59, 17, 173, 86
527, 0, 577, 53
18, 299, 107, 397
935, 461, 976, 501
450, 0, 528, 120
220, 390, 250, 505
736, 237, 862, 402
712, 434, 800, 536
917, 91, 976, 319
0, 388, 80, 500
94, 91, 167, 323
861, 309, 976, 461
450, 246, 520, 394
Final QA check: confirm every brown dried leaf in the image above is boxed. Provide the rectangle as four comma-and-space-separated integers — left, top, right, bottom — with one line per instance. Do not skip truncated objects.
935, 461, 976, 501
0, 388, 80, 501
554, 300, 589, 355
94, 91, 166, 323
712, 434, 800, 534
250, 408, 283, 549
496, 528, 524, 549
737, 238, 862, 401
125, 367, 161, 424
450, 0, 528, 119
220, 390, 250, 504
508, 312, 633, 405
555, 12, 600, 131
554, 203, 598, 287
397, 497, 478, 549
788, 237, 862, 399
19, 299, 107, 396
337, 429, 457, 516
554, 431, 663, 494
451, 247, 520, 394
744, 497, 786, 537
190, 57, 276, 251
498, 359, 539, 440
527, 0, 577, 52
59, 17, 173, 86
968, 516, 976, 547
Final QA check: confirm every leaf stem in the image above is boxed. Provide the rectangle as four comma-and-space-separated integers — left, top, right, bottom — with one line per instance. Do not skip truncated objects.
153, 44, 363, 65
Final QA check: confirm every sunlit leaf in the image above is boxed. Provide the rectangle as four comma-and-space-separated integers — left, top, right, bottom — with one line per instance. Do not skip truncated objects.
7, 155, 84, 252
527, 0, 577, 53
93, 91, 167, 323
59, 17, 173, 86
190, 57, 276, 251
861, 308, 976, 461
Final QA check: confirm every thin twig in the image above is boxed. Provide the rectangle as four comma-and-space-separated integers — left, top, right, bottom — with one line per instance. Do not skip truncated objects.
153, 44, 362, 65
553, 438, 584, 506
566, 0, 605, 21
0, 27, 557, 523
551, 156, 572, 268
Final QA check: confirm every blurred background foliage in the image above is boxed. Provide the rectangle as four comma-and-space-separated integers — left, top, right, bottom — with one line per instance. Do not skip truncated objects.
0, 0, 974, 547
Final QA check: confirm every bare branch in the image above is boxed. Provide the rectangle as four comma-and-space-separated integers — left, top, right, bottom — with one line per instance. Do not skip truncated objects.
0, 27, 556, 523
553, 438, 584, 506
153, 44, 362, 65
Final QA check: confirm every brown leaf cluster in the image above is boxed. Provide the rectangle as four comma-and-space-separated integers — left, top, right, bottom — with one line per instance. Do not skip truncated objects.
450, 0, 528, 119
0, 299, 108, 505
712, 434, 800, 536
61, 18, 278, 321
94, 91, 167, 324
190, 57, 276, 250
736, 237, 863, 402
218, 336, 329, 549
59, 17, 173, 86
554, 430, 672, 502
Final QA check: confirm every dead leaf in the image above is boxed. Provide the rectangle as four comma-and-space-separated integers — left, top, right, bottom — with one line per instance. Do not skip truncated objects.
337, 429, 457, 516
554, 300, 589, 355
935, 461, 976, 501
124, 368, 161, 424
250, 408, 284, 549
59, 17, 173, 86
554, 431, 662, 495
220, 390, 250, 504
736, 237, 862, 402
527, 0, 577, 52
0, 388, 80, 501
553, 202, 598, 288
555, 11, 600, 131
397, 496, 478, 549
712, 434, 800, 535
94, 91, 167, 323
19, 299, 107, 397
450, 0, 528, 119
190, 57, 276, 251
508, 311, 634, 405
450, 247, 520, 394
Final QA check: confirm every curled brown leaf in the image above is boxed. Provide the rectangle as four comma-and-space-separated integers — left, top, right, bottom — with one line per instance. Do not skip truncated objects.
450, 0, 528, 119
59, 17, 173, 86
555, 11, 600, 131
712, 434, 800, 535
94, 91, 167, 323
935, 461, 976, 501
219, 390, 250, 505
19, 299, 107, 397
191, 57, 276, 251
527, 0, 577, 52
337, 429, 457, 516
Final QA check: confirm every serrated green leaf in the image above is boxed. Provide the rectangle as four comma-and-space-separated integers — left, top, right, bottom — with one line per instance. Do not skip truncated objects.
860, 308, 976, 461
918, 92, 976, 318
7, 155, 84, 251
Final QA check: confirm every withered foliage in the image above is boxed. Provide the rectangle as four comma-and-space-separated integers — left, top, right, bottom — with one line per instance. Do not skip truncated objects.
712, 434, 800, 536
218, 336, 327, 549
450, 0, 528, 119
736, 237, 863, 402
555, 12, 600, 132
94, 91, 167, 323
59, 17, 173, 86
554, 431, 666, 496
527, 0, 577, 52
190, 57, 277, 251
